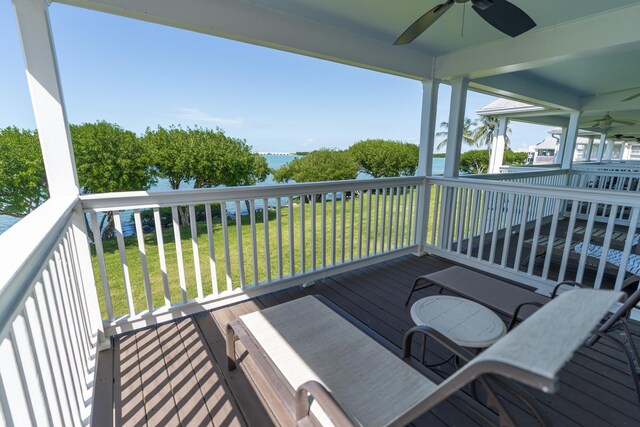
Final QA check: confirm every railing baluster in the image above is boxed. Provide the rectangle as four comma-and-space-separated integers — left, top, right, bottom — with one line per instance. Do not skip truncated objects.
205, 204, 218, 295
262, 198, 271, 282
400, 186, 407, 248
541, 198, 561, 280
188, 205, 203, 299
250, 200, 259, 285
615, 207, 640, 291
114, 211, 136, 314
431, 185, 440, 246
477, 190, 491, 261
576, 202, 599, 284
341, 192, 346, 263
135, 212, 153, 307
89, 211, 114, 320
380, 188, 387, 252
594, 205, 619, 289
289, 196, 295, 276
373, 189, 380, 254
300, 196, 305, 273
321, 193, 327, 268
311, 194, 317, 271
513, 195, 531, 270
220, 203, 233, 292
276, 197, 283, 279
526, 197, 546, 276
350, 192, 355, 261
331, 192, 337, 265
557, 201, 579, 282
171, 207, 188, 303
456, 188, 467, 255
153, 208, 171, 306
501, 193, 516, 267
235, 201, 245, 288
467, 189, 479, 257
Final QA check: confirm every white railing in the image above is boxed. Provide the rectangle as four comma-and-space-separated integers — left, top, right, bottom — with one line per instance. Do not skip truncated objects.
572, 161, 640, 173
81, 177, 423, 335
499, 165, 561, 173
469, 169, 568, 186
423, 177, 640, 294
0, 197, 101, 426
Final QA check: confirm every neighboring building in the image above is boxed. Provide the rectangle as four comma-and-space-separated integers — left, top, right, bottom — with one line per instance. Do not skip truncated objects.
528, 137, 557, 164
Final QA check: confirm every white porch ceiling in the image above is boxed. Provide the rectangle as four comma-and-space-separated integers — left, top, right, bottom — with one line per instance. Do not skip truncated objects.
54, 0, 640, 123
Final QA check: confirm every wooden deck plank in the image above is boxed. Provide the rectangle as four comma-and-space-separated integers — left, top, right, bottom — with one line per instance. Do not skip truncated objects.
135, 327, 180, 426
118, 333, 147, 427
175, 317, 245, 427
91, 342, 114, 427
156, 321, 214, 426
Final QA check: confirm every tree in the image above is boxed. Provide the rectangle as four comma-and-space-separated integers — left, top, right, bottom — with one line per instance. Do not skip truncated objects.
436, 117, 477, 150
459, 149, 528, 174
459, 149, 490, 174
143, 125, 193, 190
0, 127, 48, 217
273, 149, 359, 185
470, 116, 512, 148
71, 121, 155, 239
349, 139, 418, 178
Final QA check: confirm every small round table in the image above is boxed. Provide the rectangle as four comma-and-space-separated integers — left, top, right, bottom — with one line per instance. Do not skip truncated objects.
410, 295, 506, 349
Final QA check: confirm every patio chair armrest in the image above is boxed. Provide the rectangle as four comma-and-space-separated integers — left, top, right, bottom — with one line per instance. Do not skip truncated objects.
507, 302, 545, 331
551, 280, 584, 299
295, 380, 354, 426
402, 325, 475, 364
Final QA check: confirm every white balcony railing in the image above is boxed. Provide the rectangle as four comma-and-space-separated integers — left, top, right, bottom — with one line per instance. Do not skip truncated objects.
81, 177, 424, 335
424, 177, 640, 294
0, 197, 101, 426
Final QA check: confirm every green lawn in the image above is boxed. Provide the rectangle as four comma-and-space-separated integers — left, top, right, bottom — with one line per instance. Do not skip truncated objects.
92, 188, 438, 318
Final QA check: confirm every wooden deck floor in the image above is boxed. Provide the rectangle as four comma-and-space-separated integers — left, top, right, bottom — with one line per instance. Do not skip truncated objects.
94, 254, 640, 426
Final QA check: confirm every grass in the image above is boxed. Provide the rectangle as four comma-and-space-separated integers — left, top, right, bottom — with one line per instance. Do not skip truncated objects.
92, 188, 438, 319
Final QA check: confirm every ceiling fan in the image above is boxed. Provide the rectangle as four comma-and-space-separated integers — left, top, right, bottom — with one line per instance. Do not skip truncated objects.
394, 0, 536, 45
582, 113, 636, 129
622, 91, 640, 102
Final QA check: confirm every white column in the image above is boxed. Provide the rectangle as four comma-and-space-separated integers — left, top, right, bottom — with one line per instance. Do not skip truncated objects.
416, 80, 440, 176
596, 133, 607, 162
415, 80, 439, 255
488, 117, 507, 174
554, 129, 566, 164
443, 78, 469, 177
605, 139, 616, 160
585, 136, 594, 161
561, 111, 582, 169
622, 142, 632, 160
13, 0, 79, 197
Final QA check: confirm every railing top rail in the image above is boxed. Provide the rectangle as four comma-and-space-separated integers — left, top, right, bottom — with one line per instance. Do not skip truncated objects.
0, 196, 78, 336
80, 176, 424, 211
466, 169, 569, 180
569, 169, 640, 177
428, 176, 640, 207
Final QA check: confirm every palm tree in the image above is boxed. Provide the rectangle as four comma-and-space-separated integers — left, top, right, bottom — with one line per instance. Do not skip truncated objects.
470, 116, 512, 148
436, 117, 477, 150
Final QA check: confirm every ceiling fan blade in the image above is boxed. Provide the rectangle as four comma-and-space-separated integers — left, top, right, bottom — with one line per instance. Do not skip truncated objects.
394, 1, 454, 45
622, 92, 640, 102
612, 120, 636, 126
472, 0, 536, 37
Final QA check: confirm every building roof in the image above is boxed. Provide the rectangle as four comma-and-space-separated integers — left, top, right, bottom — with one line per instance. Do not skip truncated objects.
535, 137, 559, 150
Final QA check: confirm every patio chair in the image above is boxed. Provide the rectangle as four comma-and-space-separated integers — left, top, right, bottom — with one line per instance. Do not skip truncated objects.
226, 289, 621, 426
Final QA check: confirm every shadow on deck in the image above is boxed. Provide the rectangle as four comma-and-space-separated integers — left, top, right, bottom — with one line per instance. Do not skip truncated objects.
93, 253, 640, 426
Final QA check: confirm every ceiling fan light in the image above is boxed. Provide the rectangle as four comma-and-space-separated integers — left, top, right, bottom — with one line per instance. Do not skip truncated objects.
472, 0, 494, 11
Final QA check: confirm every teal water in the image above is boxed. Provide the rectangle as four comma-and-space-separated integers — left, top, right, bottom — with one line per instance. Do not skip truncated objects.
0, 155, 445, 235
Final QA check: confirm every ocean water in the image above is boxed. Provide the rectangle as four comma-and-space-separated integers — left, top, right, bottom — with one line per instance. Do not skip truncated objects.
0, 155, 445, 235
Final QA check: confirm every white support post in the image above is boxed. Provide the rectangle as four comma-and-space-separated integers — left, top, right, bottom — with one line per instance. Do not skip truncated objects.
415, 80, 439, 255
561, 111, 582, 169
605, 139, 616, 161
440, 78, 468, 247
417, 80, 440, 176
622, 142, 632, 160
13, 0, 79, 197
443, 78, 469, 178
596, 133, 607, 162
585, 136, 594, 161
488, 117, 508, 174
554, 129, 566, 164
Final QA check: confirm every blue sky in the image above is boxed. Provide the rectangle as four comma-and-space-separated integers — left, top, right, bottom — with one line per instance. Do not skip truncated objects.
0, 2, 549, 153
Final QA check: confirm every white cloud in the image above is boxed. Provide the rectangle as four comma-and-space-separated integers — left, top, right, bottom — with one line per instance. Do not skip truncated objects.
176, 107, 244, 127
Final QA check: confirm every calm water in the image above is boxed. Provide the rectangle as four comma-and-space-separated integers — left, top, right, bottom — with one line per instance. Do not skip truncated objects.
0, 155, 445, 235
